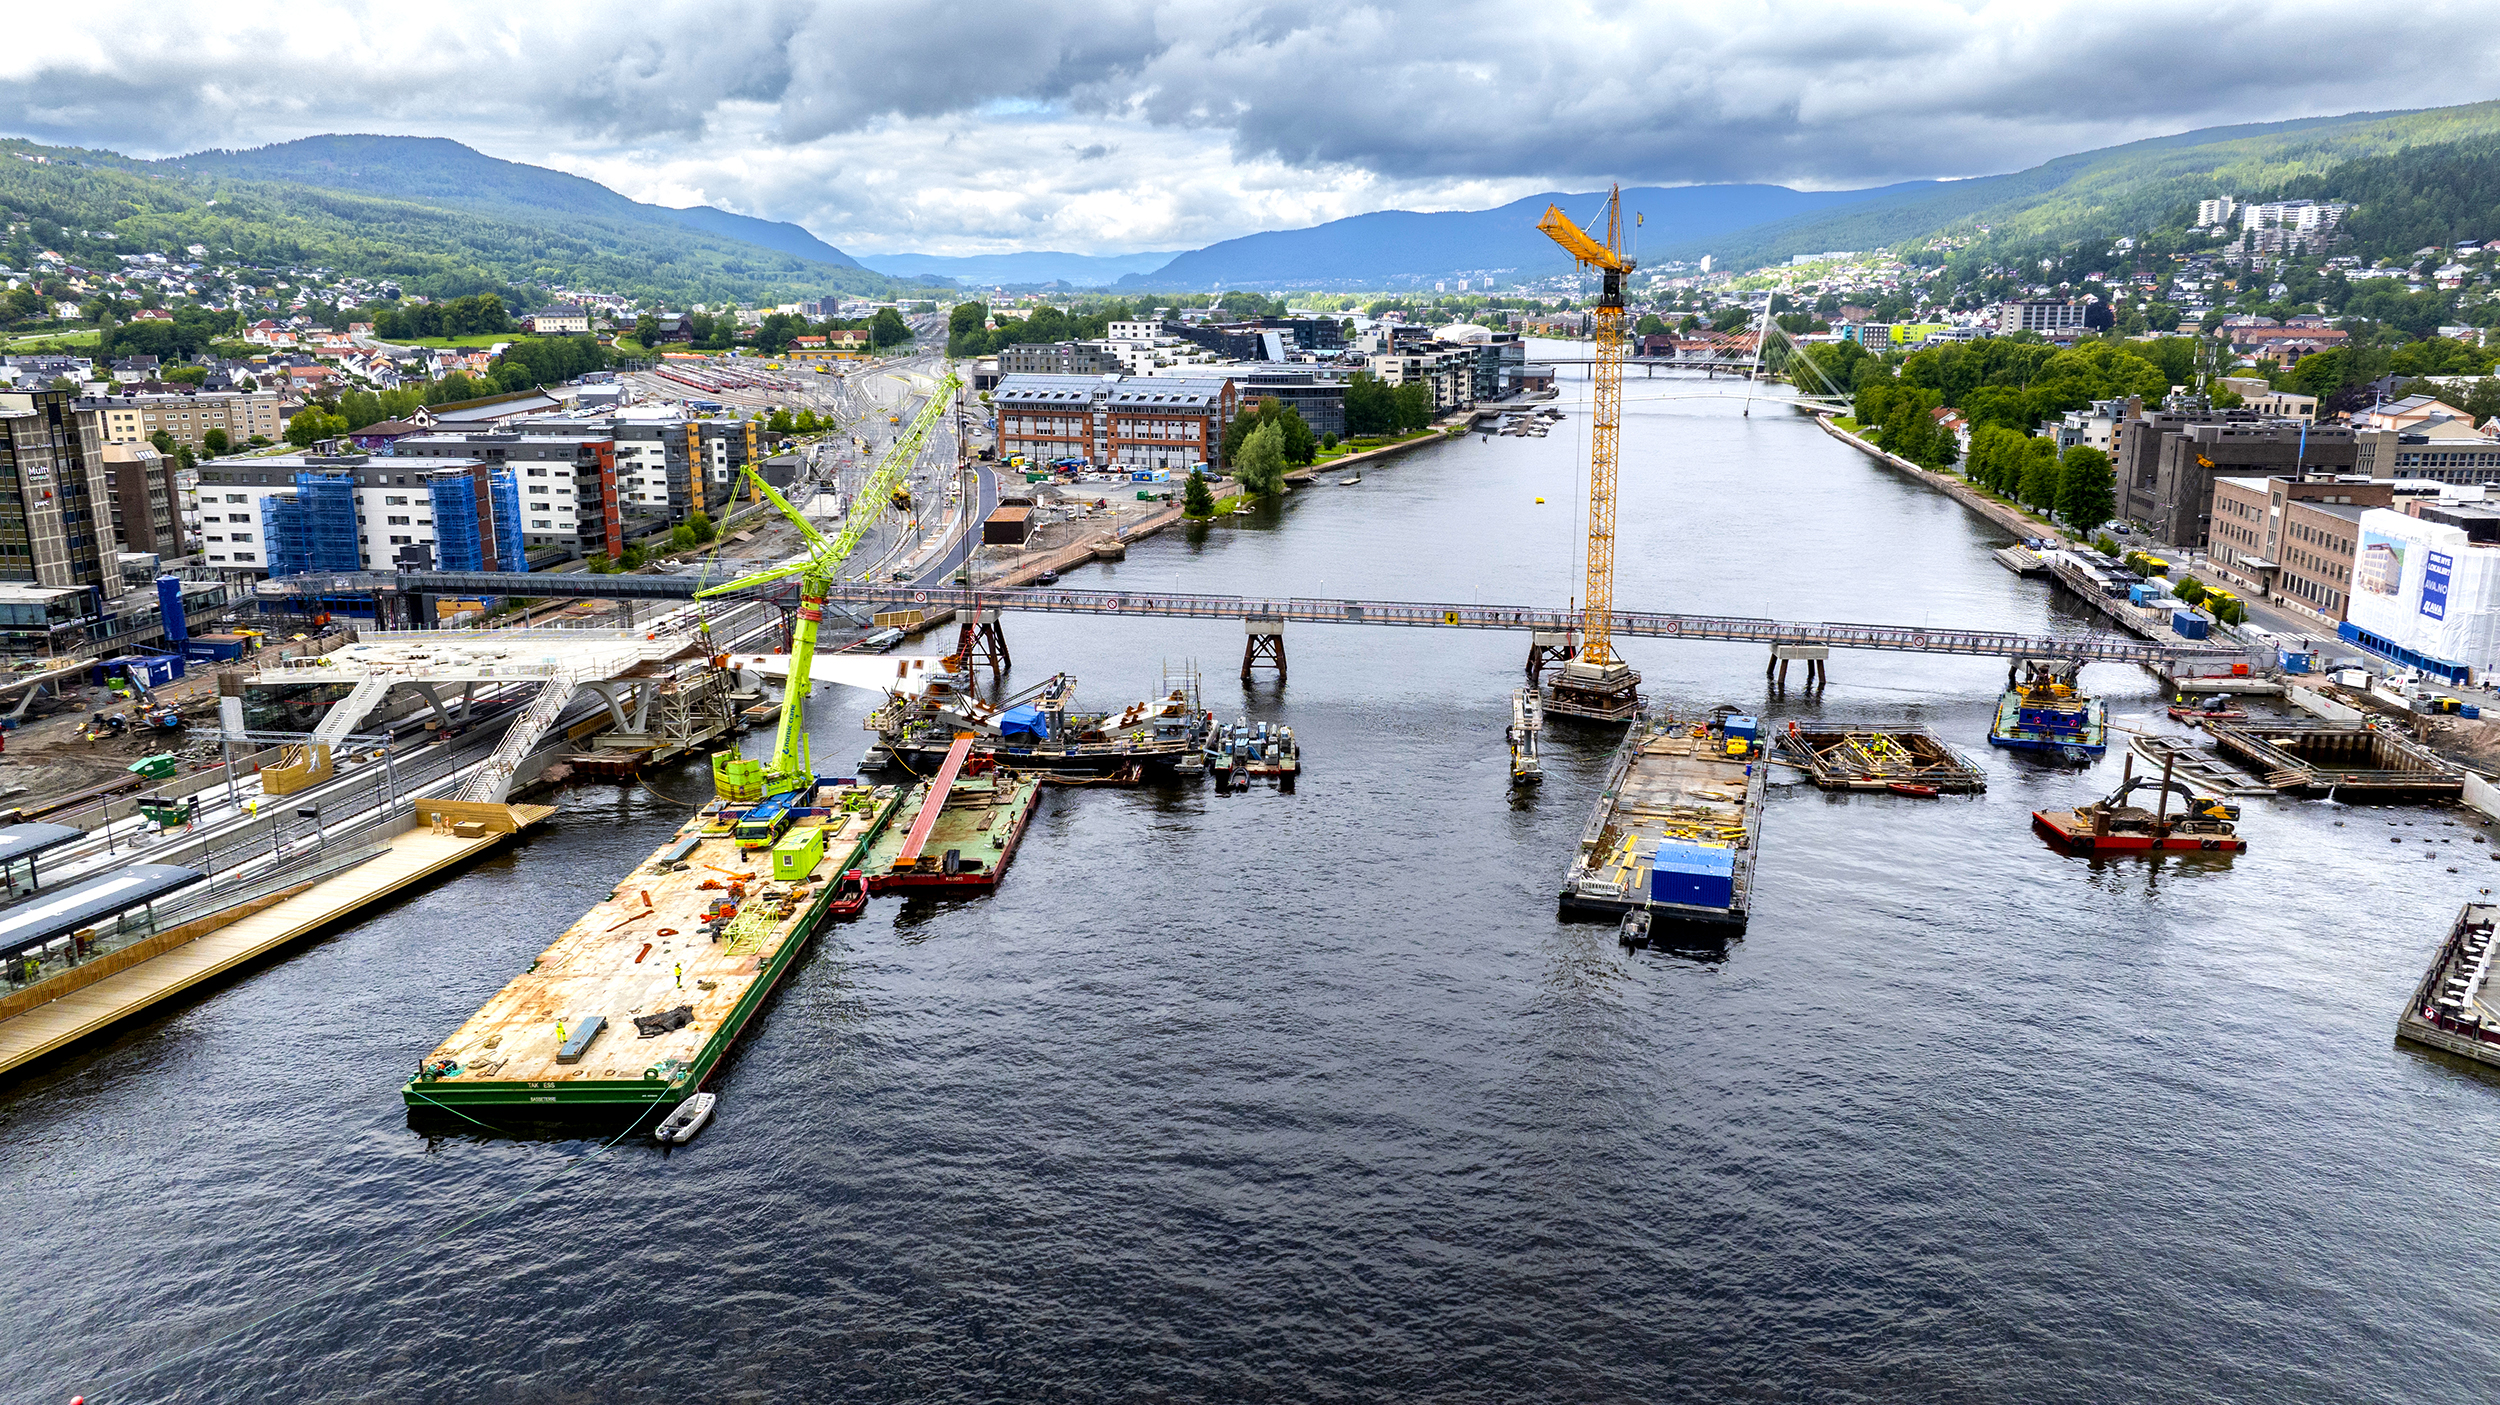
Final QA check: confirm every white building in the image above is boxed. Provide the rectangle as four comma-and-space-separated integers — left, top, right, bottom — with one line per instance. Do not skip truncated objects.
1995, 300, 2088, 335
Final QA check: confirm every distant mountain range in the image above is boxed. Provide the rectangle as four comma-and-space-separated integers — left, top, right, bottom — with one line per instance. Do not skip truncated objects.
1101, 102, 2500, 290
855, 249, 1182, 287
1123, 183, 1940, 290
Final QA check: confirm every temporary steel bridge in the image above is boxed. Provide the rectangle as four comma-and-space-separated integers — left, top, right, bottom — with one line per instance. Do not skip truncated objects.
252, 571, 2241, 666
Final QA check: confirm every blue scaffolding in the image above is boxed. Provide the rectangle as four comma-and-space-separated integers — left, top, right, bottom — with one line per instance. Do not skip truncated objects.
261, 472, 359, 578
429, 474, 484, 572
489, 469, 524, 572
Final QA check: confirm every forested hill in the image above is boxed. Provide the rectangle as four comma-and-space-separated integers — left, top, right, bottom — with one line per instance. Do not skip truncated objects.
1659, 102, 2500, 271
1123, 182, 1941, 290
168, 136, 867, 270
0, 134, 894, 306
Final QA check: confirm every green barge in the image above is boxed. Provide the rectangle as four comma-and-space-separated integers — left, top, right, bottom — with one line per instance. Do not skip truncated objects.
402, 782, 901, 1127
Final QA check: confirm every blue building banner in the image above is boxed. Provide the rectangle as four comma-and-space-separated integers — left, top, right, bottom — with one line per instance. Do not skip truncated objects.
2422, 550, 2453, 621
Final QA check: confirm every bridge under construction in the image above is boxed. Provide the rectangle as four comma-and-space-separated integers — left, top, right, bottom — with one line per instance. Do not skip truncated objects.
253, 571, 2247, 675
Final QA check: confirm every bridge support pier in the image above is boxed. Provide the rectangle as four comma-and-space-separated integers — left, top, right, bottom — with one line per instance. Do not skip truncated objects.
1525, 630, 1577, 688
949, 605, 1010, 684
1243, 617, 1286, 684
1769, 644, 1829, 690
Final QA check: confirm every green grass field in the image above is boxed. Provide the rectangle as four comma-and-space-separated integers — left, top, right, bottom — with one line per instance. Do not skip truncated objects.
392, 333, 516, 349
3, 328, 100, 350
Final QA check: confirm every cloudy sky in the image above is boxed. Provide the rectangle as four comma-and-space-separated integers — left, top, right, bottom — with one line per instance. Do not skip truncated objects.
5, 1, 2496, 256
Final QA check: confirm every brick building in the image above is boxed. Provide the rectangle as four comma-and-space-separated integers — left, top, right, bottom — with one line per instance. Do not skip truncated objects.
102, 441, 186, 557
2207, 475, 2390, 622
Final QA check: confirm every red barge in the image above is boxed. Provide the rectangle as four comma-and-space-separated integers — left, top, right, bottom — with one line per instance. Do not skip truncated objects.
2032, 753, 2248, 855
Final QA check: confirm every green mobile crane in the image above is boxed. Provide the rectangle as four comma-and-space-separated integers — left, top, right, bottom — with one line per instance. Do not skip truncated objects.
700, 368, 964, 806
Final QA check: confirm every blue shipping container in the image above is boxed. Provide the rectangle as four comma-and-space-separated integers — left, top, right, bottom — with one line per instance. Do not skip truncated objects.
2172, 611, 2210, 640
1723, 714, 1759, 741
2279, 649, 2314, 674
1650, 840, 1736, 910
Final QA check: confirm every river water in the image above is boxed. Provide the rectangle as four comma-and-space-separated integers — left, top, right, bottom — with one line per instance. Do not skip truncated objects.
10, 369, 2500, 1402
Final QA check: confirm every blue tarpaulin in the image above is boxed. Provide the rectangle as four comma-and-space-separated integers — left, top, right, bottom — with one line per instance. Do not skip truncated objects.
999, 704, 1046, 741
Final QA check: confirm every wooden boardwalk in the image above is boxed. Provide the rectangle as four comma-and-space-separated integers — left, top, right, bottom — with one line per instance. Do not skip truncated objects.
0, 803, 551, 1077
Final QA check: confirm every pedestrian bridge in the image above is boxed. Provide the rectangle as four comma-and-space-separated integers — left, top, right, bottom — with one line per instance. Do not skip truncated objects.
249, 573, 2244, 667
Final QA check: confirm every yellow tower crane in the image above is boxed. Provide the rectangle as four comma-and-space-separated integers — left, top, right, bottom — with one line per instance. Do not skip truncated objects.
1536, 187, 1642, 721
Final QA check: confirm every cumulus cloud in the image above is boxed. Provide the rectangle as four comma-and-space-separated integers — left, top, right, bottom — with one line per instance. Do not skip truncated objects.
2, 0, 2495, 254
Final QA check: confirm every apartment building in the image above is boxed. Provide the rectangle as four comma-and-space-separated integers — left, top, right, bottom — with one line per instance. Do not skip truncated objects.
81, 389, 285, 451
102, 442, 185, 557
995, 373, 1237, 471
1106, 379, 1237, 473
1995, 300, 2088, 335
998, 341, 1120, 375
389, 429, 624, 559
196, 453, 524, 575
2207, 475, 2391, 622
1366, 344, 1475, 412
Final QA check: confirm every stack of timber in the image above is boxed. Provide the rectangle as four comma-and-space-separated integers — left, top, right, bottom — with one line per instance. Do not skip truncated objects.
1773, 722, 1986, 793
402, 781, 903, 1125
2397, 901, 2500, 1070
1560, 712, 1767, 932
2205, 718, 2462, 798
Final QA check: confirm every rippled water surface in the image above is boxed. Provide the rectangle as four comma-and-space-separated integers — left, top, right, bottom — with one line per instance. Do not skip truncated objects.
10, 375, 2500, 1403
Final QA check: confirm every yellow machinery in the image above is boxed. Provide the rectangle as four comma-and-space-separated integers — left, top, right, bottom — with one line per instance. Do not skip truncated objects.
1535, 187, 1642, 720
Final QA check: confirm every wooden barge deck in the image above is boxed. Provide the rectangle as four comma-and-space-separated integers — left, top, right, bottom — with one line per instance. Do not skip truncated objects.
402, 782, 902, 1126
2205, 718, 2463, 798
1773, 722, 1987, 793
2397, 902, 2500, 1070
1559, 713, 1767, 931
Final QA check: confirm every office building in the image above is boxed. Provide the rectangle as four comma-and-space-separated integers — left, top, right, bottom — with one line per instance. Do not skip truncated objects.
2207, 475, 2392, 621
0, 388, 128, 609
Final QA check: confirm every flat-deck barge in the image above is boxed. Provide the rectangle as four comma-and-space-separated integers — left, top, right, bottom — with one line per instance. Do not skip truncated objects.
1559, 711, 1767, 932
402, 781, 902, 1125
2397, 901, 2500, 1070
857, 737, 1042, 893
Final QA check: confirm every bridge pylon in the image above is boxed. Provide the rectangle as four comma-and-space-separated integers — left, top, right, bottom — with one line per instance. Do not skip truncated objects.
1242, 616, 1286, 684
947, 600, 1010, 684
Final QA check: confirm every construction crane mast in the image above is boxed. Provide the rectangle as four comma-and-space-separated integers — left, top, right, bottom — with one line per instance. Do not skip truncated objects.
1536, 187, 1642, 720
698, 367, 964, 801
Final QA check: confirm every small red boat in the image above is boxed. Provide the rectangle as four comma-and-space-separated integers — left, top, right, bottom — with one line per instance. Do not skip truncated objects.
1886, 783, 1940, 797
824, 869, 869, 918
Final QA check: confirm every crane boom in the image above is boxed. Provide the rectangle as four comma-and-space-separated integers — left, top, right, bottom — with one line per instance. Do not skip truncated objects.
699, 366, 965, 798
1535, 188, 1642, 720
